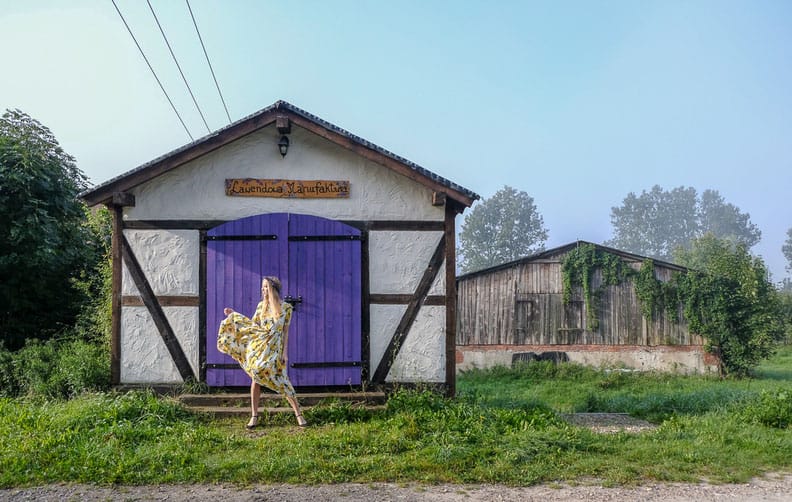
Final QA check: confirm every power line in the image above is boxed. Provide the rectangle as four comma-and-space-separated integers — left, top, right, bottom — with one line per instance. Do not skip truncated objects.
146, 0, 211, 134
111, 0, 194, 141
186, 0, 233, 125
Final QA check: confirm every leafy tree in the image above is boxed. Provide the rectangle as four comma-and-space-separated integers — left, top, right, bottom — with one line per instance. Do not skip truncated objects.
0, 109, 99, 350
459, 185, 548, 273
783, 228, 792, 274
607, 185, 761, 261
674, 235, 783, 376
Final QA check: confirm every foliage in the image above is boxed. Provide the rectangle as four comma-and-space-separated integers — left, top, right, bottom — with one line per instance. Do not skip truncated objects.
0, 338, 110, 398
607, 185, 761, 262
560, 243, 632, 329
459, 185, 548, 273
738, 390, 792, 429
777, 286, 792, 344
70, 207, 113, 346
674, 235, 784, 377
784, 227, 792, 274
0, 109, 101, 350
632, 260, 682, 321
2, 350, 792, 487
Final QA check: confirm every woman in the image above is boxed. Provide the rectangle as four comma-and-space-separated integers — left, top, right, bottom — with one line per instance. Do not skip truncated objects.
217, 276, 307, 429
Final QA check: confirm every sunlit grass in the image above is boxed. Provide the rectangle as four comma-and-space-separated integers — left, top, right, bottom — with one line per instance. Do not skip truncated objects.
0, 346, 790, 488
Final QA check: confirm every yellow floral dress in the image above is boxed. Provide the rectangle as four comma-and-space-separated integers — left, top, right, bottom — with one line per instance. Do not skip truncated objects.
217, 301, 296, 398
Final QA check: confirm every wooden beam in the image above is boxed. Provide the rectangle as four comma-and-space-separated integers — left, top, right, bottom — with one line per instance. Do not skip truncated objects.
276, 116, 291, 134
444, 203, 457, 397
199, 229, 208, 383
109, 204, 123, 386
112, 192, 135, 207
369, 294, 445, 305
122, 296, 200, 307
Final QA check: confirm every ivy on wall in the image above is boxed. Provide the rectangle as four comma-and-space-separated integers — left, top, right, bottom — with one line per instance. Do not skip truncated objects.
560, 243, 634, 330
561, 244, 676, 330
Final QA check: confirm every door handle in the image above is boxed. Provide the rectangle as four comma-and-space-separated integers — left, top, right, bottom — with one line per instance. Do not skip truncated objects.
284, 295, 303, 310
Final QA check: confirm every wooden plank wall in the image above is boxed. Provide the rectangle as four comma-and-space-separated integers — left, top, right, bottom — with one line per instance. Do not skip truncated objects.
457, 256, 702, 347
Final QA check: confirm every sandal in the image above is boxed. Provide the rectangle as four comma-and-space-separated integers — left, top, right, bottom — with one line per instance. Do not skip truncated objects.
245, 415, 260, 430
296, 414, 308, 428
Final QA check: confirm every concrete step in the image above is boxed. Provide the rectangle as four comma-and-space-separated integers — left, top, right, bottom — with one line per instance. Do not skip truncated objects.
187, 403, 387, 418
177, 391, 387, 413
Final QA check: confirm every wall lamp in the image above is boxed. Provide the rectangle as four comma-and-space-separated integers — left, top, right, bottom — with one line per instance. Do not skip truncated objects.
276, 116, 291, 158
278, 135, 290, 157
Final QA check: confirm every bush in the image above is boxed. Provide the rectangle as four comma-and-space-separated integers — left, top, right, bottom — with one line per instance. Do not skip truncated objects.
0, 338, 109, 399
739, 390, 792, 429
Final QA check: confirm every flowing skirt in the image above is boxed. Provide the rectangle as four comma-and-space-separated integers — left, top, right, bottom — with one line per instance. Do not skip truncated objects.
217, 312, 296, 398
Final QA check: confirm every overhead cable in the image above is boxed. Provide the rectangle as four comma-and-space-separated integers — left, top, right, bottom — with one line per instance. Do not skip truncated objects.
146, 0, 212, 134
110, 0, 194, 141
186, 0, 233, 125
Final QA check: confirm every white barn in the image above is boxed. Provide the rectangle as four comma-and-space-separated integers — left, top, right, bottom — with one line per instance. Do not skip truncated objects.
80, 101, 477, 395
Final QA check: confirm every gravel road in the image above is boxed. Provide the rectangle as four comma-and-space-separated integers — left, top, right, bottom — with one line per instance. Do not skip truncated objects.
3, 475, 792, 502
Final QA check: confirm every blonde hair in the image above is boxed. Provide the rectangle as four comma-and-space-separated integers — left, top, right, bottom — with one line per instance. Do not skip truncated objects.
262, 276, 283, 317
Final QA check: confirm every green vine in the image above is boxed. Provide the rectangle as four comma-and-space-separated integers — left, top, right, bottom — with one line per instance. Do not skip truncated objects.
562, 245, 683, 329
561, 243, 633, 330
633, 259, 682, 322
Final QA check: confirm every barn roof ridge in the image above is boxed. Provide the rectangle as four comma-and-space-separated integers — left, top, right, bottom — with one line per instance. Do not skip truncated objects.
457, 240, 688, 281
79, 100, 479, 206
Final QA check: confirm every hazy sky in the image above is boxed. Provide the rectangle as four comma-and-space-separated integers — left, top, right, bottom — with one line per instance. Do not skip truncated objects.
2, 0, 790, 280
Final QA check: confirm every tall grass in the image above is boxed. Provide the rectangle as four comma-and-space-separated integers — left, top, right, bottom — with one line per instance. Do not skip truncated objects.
0, 338, 110, 399
0, 347, 790, 488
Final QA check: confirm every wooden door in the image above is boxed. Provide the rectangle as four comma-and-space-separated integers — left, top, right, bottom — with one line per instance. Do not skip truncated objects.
205, 213, 362, 387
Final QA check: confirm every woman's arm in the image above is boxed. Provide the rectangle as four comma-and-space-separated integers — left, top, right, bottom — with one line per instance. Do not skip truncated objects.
281, 322, 289, 366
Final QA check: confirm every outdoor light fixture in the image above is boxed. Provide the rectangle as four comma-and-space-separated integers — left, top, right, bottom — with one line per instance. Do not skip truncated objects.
278, 135, 290, 157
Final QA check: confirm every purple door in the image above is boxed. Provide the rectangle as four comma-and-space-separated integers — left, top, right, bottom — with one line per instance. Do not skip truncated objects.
206, 213, 362, 387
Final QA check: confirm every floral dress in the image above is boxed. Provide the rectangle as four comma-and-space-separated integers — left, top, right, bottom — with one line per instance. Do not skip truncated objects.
217, 301, 296, 398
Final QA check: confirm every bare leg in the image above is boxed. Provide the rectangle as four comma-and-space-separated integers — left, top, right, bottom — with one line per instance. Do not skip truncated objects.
247, 381, 261, 428
285, 395, 307, 426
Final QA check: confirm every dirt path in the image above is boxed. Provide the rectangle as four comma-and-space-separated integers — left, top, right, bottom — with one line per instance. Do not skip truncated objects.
3, 475, 792, 502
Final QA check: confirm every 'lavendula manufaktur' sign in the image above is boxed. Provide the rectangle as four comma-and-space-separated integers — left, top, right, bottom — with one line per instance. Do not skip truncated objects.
225, 179, 350, 198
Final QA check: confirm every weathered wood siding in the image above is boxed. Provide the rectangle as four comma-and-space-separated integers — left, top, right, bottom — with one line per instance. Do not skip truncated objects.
457, 254, 702, 347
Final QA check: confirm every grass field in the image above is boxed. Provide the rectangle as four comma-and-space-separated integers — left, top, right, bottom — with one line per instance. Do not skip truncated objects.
1, 346, 790, 488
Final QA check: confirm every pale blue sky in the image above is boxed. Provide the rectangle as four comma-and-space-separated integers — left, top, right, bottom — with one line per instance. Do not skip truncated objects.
2, 0, 791, 280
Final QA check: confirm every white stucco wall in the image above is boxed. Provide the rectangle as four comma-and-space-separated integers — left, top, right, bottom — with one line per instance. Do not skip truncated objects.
369, 305, 446, 383
121, 230, 199, 296
389, 306, 446, 382
369, 231, 444, 294
121, 307, 199, 383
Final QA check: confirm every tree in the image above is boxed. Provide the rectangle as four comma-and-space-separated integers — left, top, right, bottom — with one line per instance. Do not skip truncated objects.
607, 185, 761, 262
674, 235, 783, 377
783, 228, 792, 274
459, 185, 548, 273
0, 109, 97, 350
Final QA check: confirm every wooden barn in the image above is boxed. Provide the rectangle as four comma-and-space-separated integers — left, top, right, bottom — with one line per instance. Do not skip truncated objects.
456, 241, 719, 373
79, 100, 478, 394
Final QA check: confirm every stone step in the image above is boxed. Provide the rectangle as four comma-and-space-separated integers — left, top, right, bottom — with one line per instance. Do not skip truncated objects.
178, 391, 387, 409
186, 404, 387, 418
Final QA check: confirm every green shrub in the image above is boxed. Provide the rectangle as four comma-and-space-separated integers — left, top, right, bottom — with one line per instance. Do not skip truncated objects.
739, 390, 792, 429
0, 345, 19, 397
0, 338, 109, 399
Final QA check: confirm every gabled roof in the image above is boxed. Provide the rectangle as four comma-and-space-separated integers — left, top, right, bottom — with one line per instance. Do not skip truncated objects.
457, 240, 688, 281
80, 100, 479, 207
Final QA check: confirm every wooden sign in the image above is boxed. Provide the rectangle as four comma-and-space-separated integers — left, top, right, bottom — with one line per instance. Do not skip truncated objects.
225, 179, 350, 198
